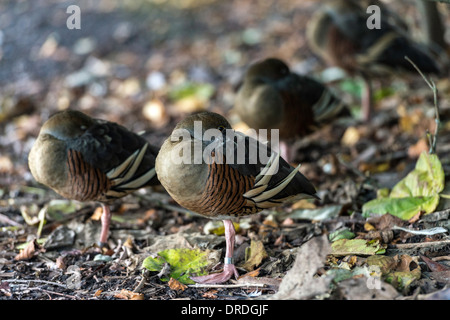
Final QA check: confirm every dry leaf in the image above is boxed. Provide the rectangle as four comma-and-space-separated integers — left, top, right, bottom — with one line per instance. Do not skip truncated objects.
274, 234, 284, 246
241, 240, 268, 271
408, 211, 423, 224
14, 239, 43, 261
420, 255, 450, 272
114, 289, 144, 300
238, 268, 260, 279
55, 256, 66, 270
168, 277, 187, 292
202, 289, 218, 299
94, 289, 103, 297
123, 237, 134, 249
91, 207, 103, 221
291, 199, 316, 210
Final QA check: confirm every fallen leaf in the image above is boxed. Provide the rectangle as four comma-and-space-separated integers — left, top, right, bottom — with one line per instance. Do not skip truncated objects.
363, 152, 444, 220
55, 256, 66, 270
202, 289, 218, 299
291, 199, 316, 210
94, 290, 103, 297
238, 268, 260, 279
14, 239, 44, 261
366, 255, 397, 274
331, 239, 385, 256
142, 248, 218, 284
420, 255, 450, 272
328, 228, 355, 242
168, 277, 187, 292
270, 235, 331, 299
91, 207, 104, 221
114, 289, 144, 300
362, 196, 439, 221
240, 240, 268, 271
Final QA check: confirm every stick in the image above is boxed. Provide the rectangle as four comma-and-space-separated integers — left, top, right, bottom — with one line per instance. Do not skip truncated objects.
389, 239, 450, 249
404, 56, 440, 154
0, 213, 22, 226
3, 279, 67, 288
188, 283, 266, 289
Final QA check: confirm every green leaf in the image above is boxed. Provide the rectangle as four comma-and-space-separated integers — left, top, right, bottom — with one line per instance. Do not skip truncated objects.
362, 152, 444, 220
362, 195, 440, 220
142, 248, 214, 284
390, 152, 444, 198
328, 228, 355, 242
331, 239, 385, 256
384, 269, 421, 291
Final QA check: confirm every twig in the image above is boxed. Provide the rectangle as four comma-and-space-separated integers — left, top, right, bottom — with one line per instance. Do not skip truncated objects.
27, 287, 80, 300
0, 213, 22, 227
404, 55, 440, 154
188, 283, 266, 289
3, 279, 67, 288
389, 239, 450, 249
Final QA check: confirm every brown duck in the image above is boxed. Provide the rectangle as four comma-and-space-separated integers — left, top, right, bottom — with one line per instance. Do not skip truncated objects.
234, 57, 348, 160
307, 0, 440, 121
155, 111, 318, 284
28, 110, 160, 245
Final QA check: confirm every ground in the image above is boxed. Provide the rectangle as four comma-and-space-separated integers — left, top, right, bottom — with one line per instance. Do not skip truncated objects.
1, 0, 450, 301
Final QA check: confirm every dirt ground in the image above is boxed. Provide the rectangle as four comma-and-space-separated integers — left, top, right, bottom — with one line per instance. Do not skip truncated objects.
1, 0, 450, 302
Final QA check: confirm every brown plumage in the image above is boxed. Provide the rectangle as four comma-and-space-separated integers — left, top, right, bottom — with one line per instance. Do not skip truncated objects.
236, 58, 348, 138
28, 110, 160, 245
235, 58, 348, 160
307, 0, 440, 120
155, 111, 318, 283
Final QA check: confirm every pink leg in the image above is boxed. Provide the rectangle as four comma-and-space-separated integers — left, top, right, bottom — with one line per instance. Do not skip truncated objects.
361, 76, 373, 122
99, 203, 111, 246
191, 219, 239, 284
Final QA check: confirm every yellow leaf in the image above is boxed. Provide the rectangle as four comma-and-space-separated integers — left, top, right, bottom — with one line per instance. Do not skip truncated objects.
240, 240, 268, 271
364, 222, 376, 231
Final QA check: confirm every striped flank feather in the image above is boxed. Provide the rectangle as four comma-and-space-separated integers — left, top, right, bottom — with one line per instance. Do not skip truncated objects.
67, 143, 156, 202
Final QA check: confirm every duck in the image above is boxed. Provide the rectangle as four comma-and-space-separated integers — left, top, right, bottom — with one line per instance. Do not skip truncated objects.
155, 111, 318, 283
28, 109, 160, 246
